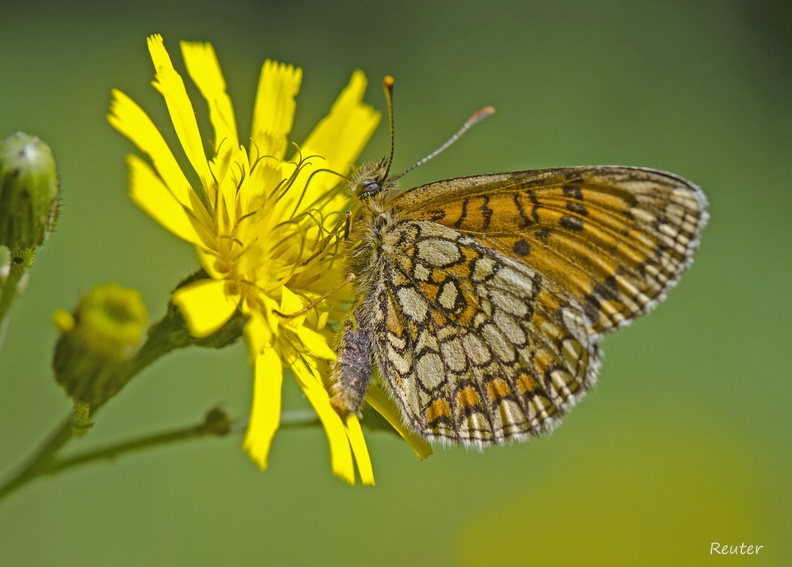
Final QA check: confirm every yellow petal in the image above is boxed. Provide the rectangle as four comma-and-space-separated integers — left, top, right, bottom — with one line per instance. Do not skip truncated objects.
279, 286, 305, 321
203, 143, 248, 234
295, 325, 337, 361
182, 40, 245, 218
251, 60, 302, 160
243, 310, 276, 356
241, 291, 281, 344
261, 294, 282, 339
243, 347, 283, 469
289, 354, 356, 484
146, 34, 213, 192
181, 41, 239, 152
172, 279, 238, 337
126, 154, 202, 245
344, 414, 375, 486
241, 158, 285, 213
296, 70, 380, 199
195, 246, 223, 280
365, 381, 433, 460
108, 89, 193, 207
314, 306, 330, 331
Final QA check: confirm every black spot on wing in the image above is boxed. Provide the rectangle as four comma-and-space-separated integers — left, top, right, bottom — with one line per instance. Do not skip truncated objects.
563, 185, 583, 200
565, 201, 589, 216
560, 215, 584, 231
480, 195, 493, 230
513, 239, 531, 256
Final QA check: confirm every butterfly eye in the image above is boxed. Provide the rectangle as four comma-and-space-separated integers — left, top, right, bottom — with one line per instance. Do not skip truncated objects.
357, 177, 382, 198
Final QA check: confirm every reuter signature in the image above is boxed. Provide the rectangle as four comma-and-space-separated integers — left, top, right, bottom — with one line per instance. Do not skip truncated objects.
710, 542, 763, 555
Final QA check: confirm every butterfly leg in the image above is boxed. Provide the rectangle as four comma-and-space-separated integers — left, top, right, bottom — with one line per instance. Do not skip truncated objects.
299, 211, 352, 268
330, 319, 373, 416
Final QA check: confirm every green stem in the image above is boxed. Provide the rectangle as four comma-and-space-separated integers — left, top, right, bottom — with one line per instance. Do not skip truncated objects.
124, 305, 197, 379
0, 415, 73, 502
47, 407, 235, 476
0, 307, 198, 503
0, 247, 34, 327
0, 409, 319, 503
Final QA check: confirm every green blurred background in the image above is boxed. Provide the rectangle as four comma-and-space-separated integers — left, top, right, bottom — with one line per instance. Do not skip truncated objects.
1, 1, 790, 565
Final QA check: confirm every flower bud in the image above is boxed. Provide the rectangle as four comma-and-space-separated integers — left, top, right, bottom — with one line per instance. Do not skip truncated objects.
53, 284, 148, 406
0, 132, 59, 251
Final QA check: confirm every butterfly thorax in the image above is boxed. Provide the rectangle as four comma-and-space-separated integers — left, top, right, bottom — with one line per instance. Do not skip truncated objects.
345, 161, 404, 295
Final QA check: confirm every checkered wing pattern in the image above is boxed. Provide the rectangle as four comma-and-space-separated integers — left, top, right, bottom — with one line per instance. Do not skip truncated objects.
362, 220, 600, 445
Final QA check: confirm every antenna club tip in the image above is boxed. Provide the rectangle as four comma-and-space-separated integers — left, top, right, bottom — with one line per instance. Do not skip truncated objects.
383, 75, 395, 88
476, 106, 496, 119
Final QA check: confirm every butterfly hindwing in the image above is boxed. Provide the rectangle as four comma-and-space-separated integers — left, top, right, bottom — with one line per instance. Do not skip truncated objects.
356, 219, 600, 445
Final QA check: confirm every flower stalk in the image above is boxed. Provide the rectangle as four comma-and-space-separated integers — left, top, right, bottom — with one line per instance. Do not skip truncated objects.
0, 406, 241, 503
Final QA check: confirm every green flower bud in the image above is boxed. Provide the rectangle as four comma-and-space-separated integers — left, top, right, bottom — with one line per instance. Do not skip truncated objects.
0, 132, 59, 251
53, 284, 148, 406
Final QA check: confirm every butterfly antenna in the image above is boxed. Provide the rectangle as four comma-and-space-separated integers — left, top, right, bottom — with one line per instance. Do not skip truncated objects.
394, 105, 495, 180
382, 75, 396, 181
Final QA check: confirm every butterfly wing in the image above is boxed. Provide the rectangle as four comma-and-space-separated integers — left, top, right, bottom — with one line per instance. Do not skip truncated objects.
395, 167, 709, 334
359, 219, 600, 445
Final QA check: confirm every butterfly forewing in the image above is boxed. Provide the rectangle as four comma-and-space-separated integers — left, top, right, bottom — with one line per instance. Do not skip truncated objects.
398, 167, 709, 334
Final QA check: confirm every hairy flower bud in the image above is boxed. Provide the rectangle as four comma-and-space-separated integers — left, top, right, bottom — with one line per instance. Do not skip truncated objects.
0, 133, 59, 251
53, 284, 148, 406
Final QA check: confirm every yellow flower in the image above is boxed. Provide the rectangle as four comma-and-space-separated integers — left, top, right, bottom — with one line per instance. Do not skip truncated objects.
106, 35, 409, 484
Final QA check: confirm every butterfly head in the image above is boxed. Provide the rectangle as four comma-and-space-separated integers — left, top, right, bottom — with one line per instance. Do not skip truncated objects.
350, 157, 395, 200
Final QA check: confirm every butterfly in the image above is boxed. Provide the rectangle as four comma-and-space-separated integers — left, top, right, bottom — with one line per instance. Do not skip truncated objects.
329, 81, 708, 447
